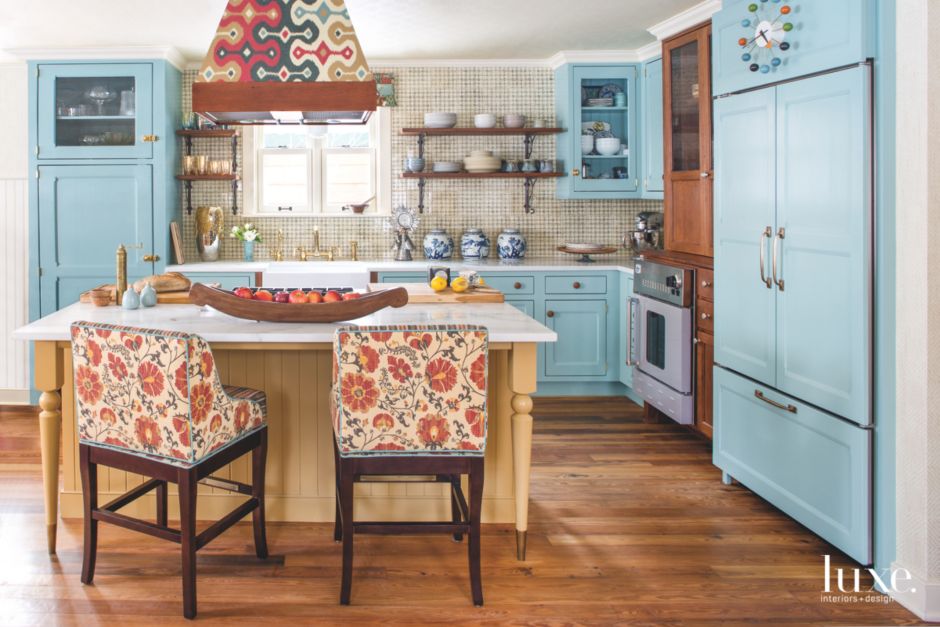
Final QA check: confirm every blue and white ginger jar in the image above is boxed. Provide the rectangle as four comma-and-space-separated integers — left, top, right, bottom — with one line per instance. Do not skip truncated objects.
496, 228, 527, 261
460, 228, 490, 259
423, 228, 454, 260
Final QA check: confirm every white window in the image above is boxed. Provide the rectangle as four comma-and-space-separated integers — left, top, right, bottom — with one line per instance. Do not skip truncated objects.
243, 108, 391, 216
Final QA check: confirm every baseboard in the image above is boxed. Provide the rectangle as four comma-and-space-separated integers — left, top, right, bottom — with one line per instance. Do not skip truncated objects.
889, 561, 940, 621
0, 388, 29, 405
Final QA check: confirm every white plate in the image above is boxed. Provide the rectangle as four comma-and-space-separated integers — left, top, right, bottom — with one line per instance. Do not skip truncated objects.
563, 242, 607, 252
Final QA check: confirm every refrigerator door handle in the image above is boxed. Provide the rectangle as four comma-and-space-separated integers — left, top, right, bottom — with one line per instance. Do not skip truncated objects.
759, 227, 773, 288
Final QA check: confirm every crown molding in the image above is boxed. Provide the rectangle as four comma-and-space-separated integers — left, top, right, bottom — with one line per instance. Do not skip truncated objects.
548, 49, 640, 70
4, 46, 187, 70
368, 58, 550, 68
647, 0, 721, 41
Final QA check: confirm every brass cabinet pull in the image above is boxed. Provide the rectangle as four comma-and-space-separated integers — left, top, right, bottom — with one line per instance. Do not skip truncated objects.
573, 281, 581, 289
513, 282, 522, 289
571, 168, 580, 177
700, 312, 711, 320
772, 227, 785, 291
759, 227, 772, 288
754, 389, 797, 413
143, 254, 160, 262
701, 280, 712, 288
546, 310, 555, 318
142, 135, 158, 142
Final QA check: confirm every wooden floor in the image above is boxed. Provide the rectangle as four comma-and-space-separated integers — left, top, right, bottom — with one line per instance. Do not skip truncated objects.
0, 401, 922, 625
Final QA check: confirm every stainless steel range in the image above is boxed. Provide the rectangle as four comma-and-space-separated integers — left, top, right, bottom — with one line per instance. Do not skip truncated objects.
628, 259, 695, 424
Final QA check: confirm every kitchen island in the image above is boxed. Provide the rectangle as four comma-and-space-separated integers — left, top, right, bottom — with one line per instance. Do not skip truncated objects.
14, 301, 556, 560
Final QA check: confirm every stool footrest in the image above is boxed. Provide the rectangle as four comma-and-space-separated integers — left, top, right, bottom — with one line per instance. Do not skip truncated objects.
101, 478, 164, 513
353, 521, 470, 535
93, 509, 182, 543
199, 475, 252, 495
196, 497, 259, 549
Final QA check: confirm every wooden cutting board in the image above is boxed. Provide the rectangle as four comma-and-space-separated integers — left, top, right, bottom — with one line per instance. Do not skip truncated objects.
368, 283, 504, 303
79, 284, 194, 305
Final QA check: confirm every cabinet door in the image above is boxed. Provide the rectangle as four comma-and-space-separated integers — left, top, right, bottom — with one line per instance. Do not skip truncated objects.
37, 63, 154, 160
572, 65, 638, 194
663, 24, 713, 256
619, 273, 635, 387
642, 58, 664, 196
506, 299, 535, 318
713, 87, 777, 384
713, 366, 871, 564
376, 272, 426, 283
38, 164, 154, 315
544, 299, 608, 377
774, 66, 872, 424
694, 331, 714, 438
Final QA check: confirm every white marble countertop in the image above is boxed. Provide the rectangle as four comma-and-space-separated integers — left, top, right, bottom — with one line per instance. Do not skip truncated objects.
167, 256, 638, 275
13, 302, 558, 344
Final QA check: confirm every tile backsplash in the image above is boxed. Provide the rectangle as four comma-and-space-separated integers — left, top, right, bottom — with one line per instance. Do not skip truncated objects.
178, 67, 661, 262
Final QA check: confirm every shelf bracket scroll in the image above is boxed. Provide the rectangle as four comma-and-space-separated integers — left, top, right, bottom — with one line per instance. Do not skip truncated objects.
184, 180, 193, 215
417, 177, 426, 213
523, 134, 536, 160
523, 177, 537, 214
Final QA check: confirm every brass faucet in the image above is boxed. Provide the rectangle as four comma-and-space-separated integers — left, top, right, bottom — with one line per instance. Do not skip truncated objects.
349, 240, 358, 261
295, 246, 308, 261
311, 227, 323, 258
273, 229, 285, 261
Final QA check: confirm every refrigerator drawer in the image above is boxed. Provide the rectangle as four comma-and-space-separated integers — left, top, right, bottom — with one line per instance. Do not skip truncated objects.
713, 367, 871, 564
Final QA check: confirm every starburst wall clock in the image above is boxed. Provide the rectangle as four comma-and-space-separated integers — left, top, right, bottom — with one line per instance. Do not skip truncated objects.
738, 0, 795, 73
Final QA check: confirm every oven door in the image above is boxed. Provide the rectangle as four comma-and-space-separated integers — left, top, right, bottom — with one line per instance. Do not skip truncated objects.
635, 294, 693, 393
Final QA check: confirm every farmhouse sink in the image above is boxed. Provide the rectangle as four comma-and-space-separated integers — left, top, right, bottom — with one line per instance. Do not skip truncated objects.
262, 262, 371, 290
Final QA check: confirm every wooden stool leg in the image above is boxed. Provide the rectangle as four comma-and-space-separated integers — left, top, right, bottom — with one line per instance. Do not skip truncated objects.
252, 428, 269, 559
468, 458, 484, 607
333, 444, 342, 542
178, 469, 198, 620
339, 459, 355, 605
79, 445, 98, 585
155, 480, 168, 527
450, 475, 463, 542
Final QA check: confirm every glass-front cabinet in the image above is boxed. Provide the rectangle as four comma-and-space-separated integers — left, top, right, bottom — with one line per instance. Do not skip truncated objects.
36, 63, 154, 159
555, 64, 639, 199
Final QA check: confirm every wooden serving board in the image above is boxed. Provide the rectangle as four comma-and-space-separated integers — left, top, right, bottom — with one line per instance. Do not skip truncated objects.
79, 285, 194, 305
368, 283, 504, 303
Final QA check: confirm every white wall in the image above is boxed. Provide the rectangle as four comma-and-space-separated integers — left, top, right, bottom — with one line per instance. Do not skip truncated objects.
893, 0, 940, 620
0, 62, 30, 404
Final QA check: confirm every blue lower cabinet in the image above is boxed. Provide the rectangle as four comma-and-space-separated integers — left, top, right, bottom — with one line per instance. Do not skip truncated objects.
480, 273, 535, 295
544, 299, 608, 377
714, 366, 872, 564
376, 272, 426, 283
619, 273, 635, 387
37, 164, 154, 316
506, 299, 535, 317
184, 273, 255, 291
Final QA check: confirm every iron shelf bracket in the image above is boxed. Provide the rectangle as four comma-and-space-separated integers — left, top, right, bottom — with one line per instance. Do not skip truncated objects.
523, 177, 537, 214
523, 133, 537, 159
416, 133, 426, 160
417, 178, 426, 213
184, 180, 193, 215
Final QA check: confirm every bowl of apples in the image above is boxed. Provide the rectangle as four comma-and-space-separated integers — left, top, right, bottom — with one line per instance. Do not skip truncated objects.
188, 283, 409, 323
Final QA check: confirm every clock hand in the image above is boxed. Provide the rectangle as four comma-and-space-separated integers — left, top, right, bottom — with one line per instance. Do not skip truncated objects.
758, 29, 769, 44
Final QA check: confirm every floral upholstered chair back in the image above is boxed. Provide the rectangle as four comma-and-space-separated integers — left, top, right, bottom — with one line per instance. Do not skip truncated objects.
70, 322, 265, 465
332, 326, 488, 456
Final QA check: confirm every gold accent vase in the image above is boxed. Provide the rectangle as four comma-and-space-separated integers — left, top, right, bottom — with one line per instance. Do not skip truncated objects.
195, 206, 224, 262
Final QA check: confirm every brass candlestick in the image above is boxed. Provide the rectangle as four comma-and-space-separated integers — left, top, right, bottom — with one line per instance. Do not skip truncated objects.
116, 244, 127, 305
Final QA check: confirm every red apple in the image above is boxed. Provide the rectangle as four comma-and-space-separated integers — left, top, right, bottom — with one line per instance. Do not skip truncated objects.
233, 287, 254, 300
323, 290, 342, 303
288, 289, 308, 304
307, 291, 323, 304
342, 292, 361, 300
254, 289, 274, 302
274, 291, 290, 304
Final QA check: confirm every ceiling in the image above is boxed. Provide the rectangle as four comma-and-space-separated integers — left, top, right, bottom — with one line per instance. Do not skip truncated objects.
0, 0, 704, 64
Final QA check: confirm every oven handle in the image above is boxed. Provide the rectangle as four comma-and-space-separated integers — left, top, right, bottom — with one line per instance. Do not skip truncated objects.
759, 226, 772, 288
625, 296, 640, 366
754, 389, 797, 413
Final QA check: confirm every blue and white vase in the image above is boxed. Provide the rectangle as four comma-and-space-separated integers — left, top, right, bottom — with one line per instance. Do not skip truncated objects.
423, 229, 454, 260
243, 240, 255, 262
496, 228, 527, 261
460, 228, 490, 260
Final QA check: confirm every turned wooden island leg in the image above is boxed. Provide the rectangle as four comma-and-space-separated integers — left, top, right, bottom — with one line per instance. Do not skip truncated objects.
508, 343, 537, 561
35, 341, 65, 554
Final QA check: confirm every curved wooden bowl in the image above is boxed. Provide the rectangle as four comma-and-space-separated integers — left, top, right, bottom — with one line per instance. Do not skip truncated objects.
188, 283, 409, 323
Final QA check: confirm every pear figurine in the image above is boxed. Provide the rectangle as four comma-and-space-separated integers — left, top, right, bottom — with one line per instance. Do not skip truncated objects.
139, 282, 158, 308
121, 288, 140, 310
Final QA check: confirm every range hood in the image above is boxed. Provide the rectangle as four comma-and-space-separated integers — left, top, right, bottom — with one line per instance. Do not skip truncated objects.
193, 0, 376, 125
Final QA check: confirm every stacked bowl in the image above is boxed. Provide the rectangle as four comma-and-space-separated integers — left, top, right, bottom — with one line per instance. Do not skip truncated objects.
432, 161, 463, 173
595, 137, 622, 156
424, 112, 458, 128
463, 150, 501, 173
502, 114, 526, 128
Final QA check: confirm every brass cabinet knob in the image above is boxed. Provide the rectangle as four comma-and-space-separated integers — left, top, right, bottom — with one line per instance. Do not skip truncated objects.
701, 280, 712, 288
572, 168, 580, 177
700, 312, 711, 320
513, 282, 522, 289
143, 254, 160, 262
573, 281, 581, 289
142, 135, 158, 142
546, 310, 555, 318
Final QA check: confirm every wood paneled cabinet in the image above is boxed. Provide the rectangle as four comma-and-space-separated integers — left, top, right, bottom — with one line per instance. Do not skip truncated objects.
663, 23, 713, 257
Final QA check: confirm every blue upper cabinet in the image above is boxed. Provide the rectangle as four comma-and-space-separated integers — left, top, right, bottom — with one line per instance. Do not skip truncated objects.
555, 64, 640, 199
36, 63, 155, 160
641, 58, 664, 198
712, 0, 875, 97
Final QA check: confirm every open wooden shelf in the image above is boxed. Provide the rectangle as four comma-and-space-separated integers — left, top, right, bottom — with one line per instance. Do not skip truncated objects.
401, 127, 564, 136
175, 129, 238, 138
402, 171, 563, 180
176, 174, 238, 181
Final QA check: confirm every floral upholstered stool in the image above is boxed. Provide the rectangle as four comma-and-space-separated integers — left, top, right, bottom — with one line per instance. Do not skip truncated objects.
70, 322, 270, 620
332, 325, 489, 606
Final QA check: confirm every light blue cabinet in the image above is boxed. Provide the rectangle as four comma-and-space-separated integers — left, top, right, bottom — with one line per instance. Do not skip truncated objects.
555, 64, 639, 199
714, 367, 871, 564
618, 272, 635, 388
641, 58, 664, 198
506, 299, 535, 318
712, 0, 875, 97
184, 273, 256, 290
544, 299, 608, 377
376, 272, 426, 283
37, 164, 154, 314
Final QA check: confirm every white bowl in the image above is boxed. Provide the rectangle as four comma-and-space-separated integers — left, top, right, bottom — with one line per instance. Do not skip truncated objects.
581, 135, 594, 155
502, 114, 526, 128
424, 112, 458, 128
474, 114, 497, 128
469, 150, 494, 158
595, 137, 621, 156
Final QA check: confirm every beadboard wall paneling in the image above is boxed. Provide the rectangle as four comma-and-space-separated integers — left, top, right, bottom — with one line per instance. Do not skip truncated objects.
178, 67, 662, 261
0, 179, 30, 404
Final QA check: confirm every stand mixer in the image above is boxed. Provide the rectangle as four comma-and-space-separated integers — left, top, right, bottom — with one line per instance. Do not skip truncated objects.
623, 211, 663, 255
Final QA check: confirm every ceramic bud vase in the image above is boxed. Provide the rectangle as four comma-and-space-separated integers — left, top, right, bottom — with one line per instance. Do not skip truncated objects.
243, 240, 255, 261
139, 282, 158, 308
496, 228, 527, 262
121, 288, 140, 310
423, 229, 454, 260
460, 228, 490, 260
195, 206, 224, 262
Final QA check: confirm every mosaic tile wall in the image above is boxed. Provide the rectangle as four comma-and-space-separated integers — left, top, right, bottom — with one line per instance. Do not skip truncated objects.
178, 67, 662, 262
